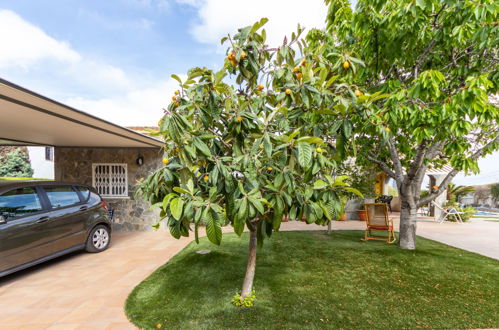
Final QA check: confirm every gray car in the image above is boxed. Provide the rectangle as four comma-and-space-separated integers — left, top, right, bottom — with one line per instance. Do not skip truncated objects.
0, 181, 112, 277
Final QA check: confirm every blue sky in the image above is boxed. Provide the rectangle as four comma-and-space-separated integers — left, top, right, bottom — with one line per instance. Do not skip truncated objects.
0, 0, 328, 124
0, 0, 497, 185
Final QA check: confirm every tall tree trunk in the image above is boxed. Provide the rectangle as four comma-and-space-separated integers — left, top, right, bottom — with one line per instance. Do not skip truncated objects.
241, 229, 257, 298
398, 192, 418, 250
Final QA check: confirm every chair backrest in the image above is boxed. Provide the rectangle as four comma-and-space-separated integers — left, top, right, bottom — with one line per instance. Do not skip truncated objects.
375, 195, 393, 204
431, 201, 446, 213
365, 203, 389, 226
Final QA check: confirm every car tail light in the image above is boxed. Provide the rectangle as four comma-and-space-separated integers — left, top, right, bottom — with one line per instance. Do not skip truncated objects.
101, 200, 109, 211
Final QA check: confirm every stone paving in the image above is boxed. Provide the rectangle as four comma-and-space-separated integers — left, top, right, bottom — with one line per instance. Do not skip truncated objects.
0, 217, 498, 329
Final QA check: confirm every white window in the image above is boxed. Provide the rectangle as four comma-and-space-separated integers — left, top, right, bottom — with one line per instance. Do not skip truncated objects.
92, 163, 128, 198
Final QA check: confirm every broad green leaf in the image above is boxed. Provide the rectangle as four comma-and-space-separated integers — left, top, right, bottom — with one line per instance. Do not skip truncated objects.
296, 136, 324, 144
206, 214, 222, 245
170, 198, 184, 220
297, 143, 313, 168
313, 179, 328, 190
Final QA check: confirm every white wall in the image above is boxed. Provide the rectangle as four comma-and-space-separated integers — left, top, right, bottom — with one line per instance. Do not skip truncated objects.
27, 146, 54, 179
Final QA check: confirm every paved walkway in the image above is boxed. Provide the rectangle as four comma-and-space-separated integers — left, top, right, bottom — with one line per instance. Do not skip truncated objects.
0, 232, 192, 329
1, 217, 498, 329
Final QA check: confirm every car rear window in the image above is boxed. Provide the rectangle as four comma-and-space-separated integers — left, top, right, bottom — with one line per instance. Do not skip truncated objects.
76, 186, 90, 201
44, 186, 81, 209
0, 187, 43, 220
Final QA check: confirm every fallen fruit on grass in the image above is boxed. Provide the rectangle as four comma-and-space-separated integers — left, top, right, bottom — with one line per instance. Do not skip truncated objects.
343, 60, 350, 69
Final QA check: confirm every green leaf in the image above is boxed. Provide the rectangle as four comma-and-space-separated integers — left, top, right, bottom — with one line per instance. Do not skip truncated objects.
193, 138, 212, 157
233, 214, 244, 236
248, 196, 264, 214
238, 198, 248, 221
173, 187, 189, 194
162, 193, 177, 210
206, 213, 222, 245
170, 198, 184, 220
264, 134, 273, 158
313, 179, 328, 190
297, 143, 313, 168
296, 136, 324, 144
344, 187, 364, 198
171, 74, 182, 84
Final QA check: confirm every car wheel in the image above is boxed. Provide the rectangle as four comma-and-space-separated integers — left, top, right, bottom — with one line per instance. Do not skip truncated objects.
86, 225, 111, 253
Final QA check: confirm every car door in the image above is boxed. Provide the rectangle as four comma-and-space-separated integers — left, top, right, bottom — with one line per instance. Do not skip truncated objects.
0, 186, 51, 273
40, 185, 88, 255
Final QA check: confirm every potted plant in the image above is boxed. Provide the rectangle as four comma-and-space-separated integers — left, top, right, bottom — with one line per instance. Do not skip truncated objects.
356, 200, 367, 221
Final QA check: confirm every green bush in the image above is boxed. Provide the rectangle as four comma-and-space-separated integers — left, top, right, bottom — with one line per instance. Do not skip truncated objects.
447, 206, 476, 222
0, 149, 33, 178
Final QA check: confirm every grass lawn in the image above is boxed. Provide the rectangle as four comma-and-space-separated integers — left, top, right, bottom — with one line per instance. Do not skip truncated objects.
0, 177, 52, 181
125, 231, 499, 329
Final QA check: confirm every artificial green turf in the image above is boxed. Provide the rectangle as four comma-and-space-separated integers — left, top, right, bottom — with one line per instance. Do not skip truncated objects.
125, 231, 499, 329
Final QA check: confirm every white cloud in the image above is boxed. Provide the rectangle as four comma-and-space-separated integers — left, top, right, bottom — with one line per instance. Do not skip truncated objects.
0, 9, 173, 126
64, 77, 184, 126
0, 9, 81, 69
178, 0, 328, 49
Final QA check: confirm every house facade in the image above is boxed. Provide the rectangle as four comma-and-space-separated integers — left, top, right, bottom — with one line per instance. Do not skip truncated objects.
0, 78, 164, 231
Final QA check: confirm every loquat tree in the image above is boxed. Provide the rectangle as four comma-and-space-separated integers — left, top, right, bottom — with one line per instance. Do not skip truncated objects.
137, 19, 365, 300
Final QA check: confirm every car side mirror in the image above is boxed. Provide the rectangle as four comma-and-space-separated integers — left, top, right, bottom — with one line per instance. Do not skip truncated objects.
0, 215, 6, 225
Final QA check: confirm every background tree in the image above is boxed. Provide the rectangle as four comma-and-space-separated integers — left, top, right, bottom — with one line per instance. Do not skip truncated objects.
137, 20, 362, 300
324, 0, 499, 249
490, 183, 499, 207
0, 148, 34, 178
446, 183, 475, 204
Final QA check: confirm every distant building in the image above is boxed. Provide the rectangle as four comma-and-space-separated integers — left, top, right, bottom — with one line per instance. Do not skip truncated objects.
27, 146, 54, 179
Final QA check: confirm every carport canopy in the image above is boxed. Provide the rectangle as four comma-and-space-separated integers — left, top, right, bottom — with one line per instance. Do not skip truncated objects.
0, 78, 164, 148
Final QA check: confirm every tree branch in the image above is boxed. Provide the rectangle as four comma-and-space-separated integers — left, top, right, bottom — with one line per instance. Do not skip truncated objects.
418, 134, 499, 207
407, 140, 428, 180
363, 152, 397, 180
387, 136, 404, 182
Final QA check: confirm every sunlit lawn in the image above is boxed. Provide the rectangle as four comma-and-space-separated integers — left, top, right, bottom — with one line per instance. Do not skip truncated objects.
125, 231, 499, 329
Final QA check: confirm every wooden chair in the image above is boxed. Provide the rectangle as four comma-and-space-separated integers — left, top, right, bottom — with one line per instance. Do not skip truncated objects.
362, 203, 396, 243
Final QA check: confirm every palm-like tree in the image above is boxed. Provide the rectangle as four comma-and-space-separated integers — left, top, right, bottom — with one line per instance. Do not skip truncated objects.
446, 183, 475, 203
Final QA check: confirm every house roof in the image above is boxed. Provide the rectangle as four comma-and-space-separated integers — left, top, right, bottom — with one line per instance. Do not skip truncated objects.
0, 78, 164, 148
426, 164, 454, 175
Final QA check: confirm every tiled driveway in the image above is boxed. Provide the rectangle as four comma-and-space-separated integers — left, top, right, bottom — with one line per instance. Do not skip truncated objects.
0, 232, 192, 329
1, 218, 497, 329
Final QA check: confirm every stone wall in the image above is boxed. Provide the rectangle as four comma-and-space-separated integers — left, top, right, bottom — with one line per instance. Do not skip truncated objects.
54, 147, 163, 231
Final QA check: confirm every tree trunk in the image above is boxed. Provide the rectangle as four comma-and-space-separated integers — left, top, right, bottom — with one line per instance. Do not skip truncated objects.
398, 196, 418, 250
327, 221, 332, 234
241, 229, 257, 298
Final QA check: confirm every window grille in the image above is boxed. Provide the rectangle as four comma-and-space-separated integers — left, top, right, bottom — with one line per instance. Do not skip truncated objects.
92, 163, 128, 198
